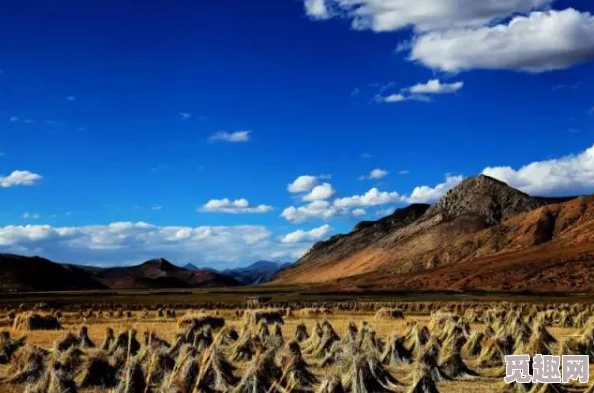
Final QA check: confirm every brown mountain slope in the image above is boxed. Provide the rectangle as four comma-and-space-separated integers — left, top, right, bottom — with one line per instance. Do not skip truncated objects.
341, 195, 594, 292
272, 175, 575, 286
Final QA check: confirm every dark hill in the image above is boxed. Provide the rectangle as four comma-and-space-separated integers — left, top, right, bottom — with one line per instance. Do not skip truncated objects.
91, 258, 241, 289
0, 254, 106, 292
1, 255, 241, 292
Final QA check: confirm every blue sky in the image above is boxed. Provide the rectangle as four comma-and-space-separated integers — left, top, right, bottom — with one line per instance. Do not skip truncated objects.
1, 0, 594, 268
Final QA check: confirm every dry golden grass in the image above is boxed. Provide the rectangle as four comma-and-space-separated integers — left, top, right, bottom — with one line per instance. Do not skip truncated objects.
0, 309, 591, 393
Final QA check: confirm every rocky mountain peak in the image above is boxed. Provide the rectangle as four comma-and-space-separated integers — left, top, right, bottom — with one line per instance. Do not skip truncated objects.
423, 174, 540, 225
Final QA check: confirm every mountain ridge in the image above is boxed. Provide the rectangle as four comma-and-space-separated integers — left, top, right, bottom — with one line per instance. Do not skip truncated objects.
0, 255, 241, 292
272, 174, 581, 288
223, 260, 291, 284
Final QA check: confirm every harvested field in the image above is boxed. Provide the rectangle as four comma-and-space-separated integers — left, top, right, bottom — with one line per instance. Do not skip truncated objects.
0, 301, 593, 392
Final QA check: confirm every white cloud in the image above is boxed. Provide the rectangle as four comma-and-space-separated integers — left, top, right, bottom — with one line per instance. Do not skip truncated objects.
304, 0, 330, 19
375, 79, 463, 103
283, 186, 404, 223
408, 79, 464, 94
199, 198, 273, 214
359, 168, 389, 180
282, 201, 339, 223
179, 112, 192, 120
303, 0, 552, 32
208, 131, 251, 143
281, 224, 331, 243
352, 208, 367, 217
403, 175, 464, 203
270, 247, 310, 261
9, 116, 19, 122
302, 183, 336, 201
410, 9, 594, 73
288, 175, 319, 193
151, 206, 163, 211
21, 213, 40, 219
482, 143, 594, 196
375, 93, 431, 104
0, 222, 298, 266
398, 170, 410, 175
334, 188, 402, 208
376, 94, 407, 103
281, 143, 594, 224
0, 170, 43, 188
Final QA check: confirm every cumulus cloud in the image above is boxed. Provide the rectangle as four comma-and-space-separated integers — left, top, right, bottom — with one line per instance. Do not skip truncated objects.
352, 208, 367, 217
0, 222, 300, 266
302, 0, 553, 32
282, 182, 450, 223
198, 198, 273, 214
281, 224, 331, 243
302, 183, 336, 201
288, 175, 318, 193
403, 175, 464, 203
482, 143, 594, 196
287, 174, 331, 193
359, 168, 389, 180
334, 188, 402, 208
0, 170, 43, 188
282, 201, 339, 223
408, 79, 464, 94
304, 0, 330, 19
208, 131, 251, 143
410, 9, 594, 73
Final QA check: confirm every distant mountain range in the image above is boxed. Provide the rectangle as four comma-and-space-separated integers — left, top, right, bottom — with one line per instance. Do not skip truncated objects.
0, 254, 290, 292
223, 260, 291, 285
183, 260, 290, 285
0, 255, 241, 292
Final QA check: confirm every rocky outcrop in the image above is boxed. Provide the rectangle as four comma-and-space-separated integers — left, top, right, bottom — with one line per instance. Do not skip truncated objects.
423, 175, 572, 225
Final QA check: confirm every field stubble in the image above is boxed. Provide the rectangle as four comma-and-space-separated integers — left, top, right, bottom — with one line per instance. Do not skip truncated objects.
0, 305, 592, 393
